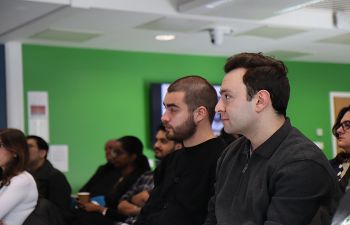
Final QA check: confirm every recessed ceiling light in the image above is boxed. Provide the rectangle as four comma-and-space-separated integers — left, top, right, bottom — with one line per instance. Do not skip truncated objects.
155, 34, 176, 41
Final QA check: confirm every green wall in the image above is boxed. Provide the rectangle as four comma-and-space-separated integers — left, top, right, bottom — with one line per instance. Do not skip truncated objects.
22, 45, 350, 192
286, 61, 350, 153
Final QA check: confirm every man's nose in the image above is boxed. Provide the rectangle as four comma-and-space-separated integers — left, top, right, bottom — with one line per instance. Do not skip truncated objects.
154, 141, 160, 149
215, 98, 224, 113
161, 111, 169, 123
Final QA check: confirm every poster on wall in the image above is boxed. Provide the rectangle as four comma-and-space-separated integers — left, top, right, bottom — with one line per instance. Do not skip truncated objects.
28, 91, 49, 142
48, 145, 68, 172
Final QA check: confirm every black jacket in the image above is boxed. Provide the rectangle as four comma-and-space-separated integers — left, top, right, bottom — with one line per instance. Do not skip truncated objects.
30, 160, 72, 223
23, 197, 66, 225
79, 162, 120, 197
204, 120, 342, 225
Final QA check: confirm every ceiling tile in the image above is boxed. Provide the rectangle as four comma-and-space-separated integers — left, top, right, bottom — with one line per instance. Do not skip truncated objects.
136, 17, 211, 32
266, 50, 311, 59
237, 26, 307, 39
30, 28, 102, 42
318, 33, 350, 45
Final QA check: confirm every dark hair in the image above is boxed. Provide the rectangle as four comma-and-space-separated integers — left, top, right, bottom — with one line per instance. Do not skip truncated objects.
157, 124, 166, 132
0, 128, 29, 187
118, 136, 150, 171
332, 105, 350, 139
224, 52, 290, 116
156, 124, 182, 146
26, 135, 49, 157
167, 75, 218, 123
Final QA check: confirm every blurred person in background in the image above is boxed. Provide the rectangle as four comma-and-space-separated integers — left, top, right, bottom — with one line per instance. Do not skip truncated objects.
117, 124, 182, 224
330, 105, 350, 191
79, 139, 121, 204
26, 135, 72, 224
0, 129, 38, 225
75, 135, 150, 225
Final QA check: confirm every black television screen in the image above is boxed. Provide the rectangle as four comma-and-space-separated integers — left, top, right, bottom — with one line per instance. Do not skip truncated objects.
150, 83, 223, 146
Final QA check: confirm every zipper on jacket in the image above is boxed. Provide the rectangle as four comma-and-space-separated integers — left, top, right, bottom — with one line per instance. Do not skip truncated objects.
242, 163, 249, 173
242, 148, 250, 173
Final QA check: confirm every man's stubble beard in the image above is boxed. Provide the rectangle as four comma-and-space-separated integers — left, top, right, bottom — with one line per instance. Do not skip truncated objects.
165, 114, 197, 143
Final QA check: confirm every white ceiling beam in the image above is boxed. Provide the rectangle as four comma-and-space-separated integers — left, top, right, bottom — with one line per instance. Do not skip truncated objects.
24, 0, 69, 4
262, 8, 334, 29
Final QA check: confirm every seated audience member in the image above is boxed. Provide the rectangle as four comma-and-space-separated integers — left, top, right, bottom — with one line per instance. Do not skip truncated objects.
135, 76, 227, 225
0, 129, 38, 225
204, 52, 341, 225
79, 139, 120, 198
117, 125, 182, 224
75, 136, 150, 225
26, 135, 72, 223
330, 105, 350, 191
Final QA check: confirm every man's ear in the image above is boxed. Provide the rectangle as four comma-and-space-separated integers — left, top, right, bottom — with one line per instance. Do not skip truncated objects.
174, 143, 183, 150
255, 90, 270, 112
193, 106, 207, 123
39, 149, 48, 159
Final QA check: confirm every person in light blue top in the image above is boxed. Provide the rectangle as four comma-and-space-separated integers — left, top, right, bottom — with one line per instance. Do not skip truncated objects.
0, 128, 38, 225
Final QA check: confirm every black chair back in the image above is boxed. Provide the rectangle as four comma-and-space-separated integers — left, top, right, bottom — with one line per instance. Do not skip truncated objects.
23, 197, 66, 225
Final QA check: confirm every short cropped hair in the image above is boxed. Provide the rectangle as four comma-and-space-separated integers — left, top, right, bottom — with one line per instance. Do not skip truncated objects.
27, 135, 49, 157
224, 52, 290, 116
168, 75, 218, 123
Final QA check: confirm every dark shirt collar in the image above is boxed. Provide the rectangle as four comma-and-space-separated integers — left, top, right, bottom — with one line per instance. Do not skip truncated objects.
183, 137, 218, 151
243, 118, 292, 158
31, 159, 54, 178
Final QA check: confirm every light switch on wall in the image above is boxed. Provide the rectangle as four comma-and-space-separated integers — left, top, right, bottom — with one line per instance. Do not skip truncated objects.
316, 128, 323, 137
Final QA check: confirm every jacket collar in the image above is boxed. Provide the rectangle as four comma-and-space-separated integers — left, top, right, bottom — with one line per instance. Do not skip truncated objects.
242, 118, 292, 158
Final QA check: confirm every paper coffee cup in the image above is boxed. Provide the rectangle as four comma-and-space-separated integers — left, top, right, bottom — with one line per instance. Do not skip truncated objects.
77, 192, 90, 203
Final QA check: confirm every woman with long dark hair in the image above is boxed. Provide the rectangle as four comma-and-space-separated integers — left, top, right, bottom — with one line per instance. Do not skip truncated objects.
75, 135, 150, 225
0, 128, 38, 225
330, 105, 350, 191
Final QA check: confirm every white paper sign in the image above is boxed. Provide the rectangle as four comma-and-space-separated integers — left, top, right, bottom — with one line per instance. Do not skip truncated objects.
28, 91, 49, 142
48, 145, 69, 172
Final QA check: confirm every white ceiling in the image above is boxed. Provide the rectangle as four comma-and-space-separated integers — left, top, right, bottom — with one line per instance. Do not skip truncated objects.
1, 0, 350, 63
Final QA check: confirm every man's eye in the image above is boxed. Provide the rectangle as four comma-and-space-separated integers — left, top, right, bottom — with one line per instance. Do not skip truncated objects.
169, 107, 178, 113
224, 94, 231, 100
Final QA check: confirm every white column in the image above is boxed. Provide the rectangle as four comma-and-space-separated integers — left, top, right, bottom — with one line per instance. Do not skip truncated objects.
5, 42, 24, 131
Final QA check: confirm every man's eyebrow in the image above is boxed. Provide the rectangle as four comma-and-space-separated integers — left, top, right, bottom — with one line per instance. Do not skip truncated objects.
163, 103, 179, 108
219, 88, 230, 95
